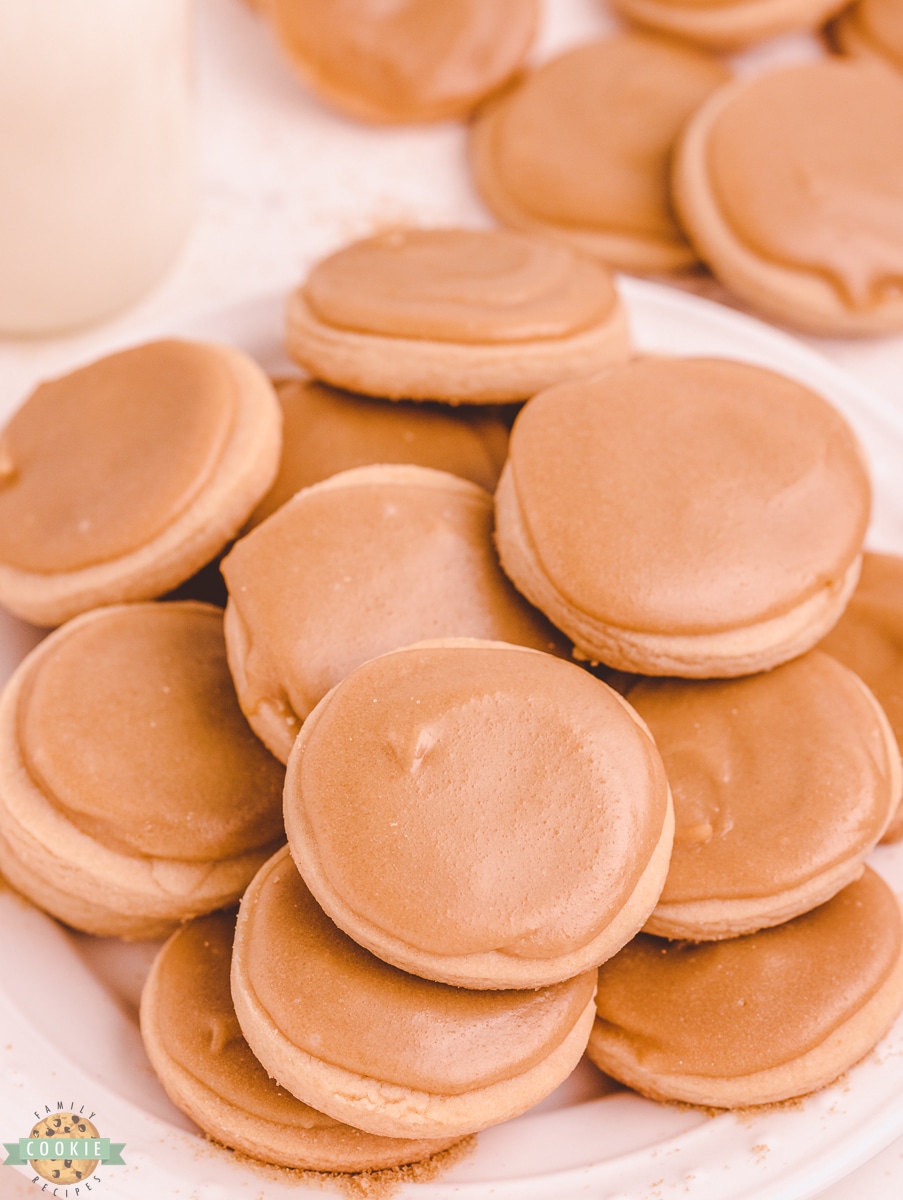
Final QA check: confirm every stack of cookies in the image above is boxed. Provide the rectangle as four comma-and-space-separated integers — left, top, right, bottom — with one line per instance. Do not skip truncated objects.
1, 216, 902, 1181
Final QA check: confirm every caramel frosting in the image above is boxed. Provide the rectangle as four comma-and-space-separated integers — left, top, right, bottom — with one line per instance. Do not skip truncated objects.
152, 912, 337, 1128
505, 358, 870, 636
0, 342, 237, 574
17, 603, 284, 861
239, 848, 596, 1096
247, 377, 509, 527
286, 642, 670, 965
267, 0, 538, 123
481, 36, 729, 247
222, 466, 567, 758
820, 552, 903, 762
706, 60, 903, 310
302, 229, 616, 344
628, 651, 899, 906
593, 868, 902, 1079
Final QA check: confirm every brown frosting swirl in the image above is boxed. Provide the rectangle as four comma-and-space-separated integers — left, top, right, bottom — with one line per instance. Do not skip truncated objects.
628, 651, 897, 904
303, 229, 615, 343
288, 643, 669, 959
486, 35, 729, 242
594, 869, 902, 1077
707, 61, 903, 309
507, 358, 870, 635
0, 342, 236, 573
17, 604, 284, 860
241, 849, 596, 1095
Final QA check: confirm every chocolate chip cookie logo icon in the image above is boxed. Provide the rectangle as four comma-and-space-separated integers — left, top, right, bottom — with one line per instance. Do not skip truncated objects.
3, 1104, 125, 1192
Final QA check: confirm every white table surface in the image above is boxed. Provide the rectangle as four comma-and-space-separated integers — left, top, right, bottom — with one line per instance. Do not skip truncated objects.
0, 2, 901, 1197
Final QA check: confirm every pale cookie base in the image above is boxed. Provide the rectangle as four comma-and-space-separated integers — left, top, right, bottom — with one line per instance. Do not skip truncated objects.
224, 466, 507, 764
0, 344, 282, 627
285, 636, 674, 989
285, 289, 631, 404
495, 462, 863, 677
588, 893, 903, 1107
140, 953, 463, 1170
232, 888, 598, 1137
646, 673, 903, 939
672, 77, 903, 336
612, 0, 847, 49
469, 98, 697, 275
0, 620, 281, 939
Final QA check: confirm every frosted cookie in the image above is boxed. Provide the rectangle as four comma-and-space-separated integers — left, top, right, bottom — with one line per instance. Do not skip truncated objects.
246, 377, 509, 528
673, 59, 903, 335
830, 0, 903, 76
470, 34, 730, 273
286, 228, 630, 403
141, 912, 464, 1169
627, 651, 901, 940
232, 846, 597, 1137
588, 868, 903, 1108
283, 640, 673, 989
222, 465, 568, 763
0, 340, 281, 626
611, 0, 846, 49
265, 0, 537, 123
0, 602, 285, 938
495, 357, 870, 677
820, 552, 903, 841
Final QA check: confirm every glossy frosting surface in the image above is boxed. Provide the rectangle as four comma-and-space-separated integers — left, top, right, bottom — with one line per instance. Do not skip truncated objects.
18, 604, 284, 860
289, 644, 669, 958
303, 229, 615, 342
708, 61, 903, 309
628, 651, 895, 903
594, 869, 902, 1076
0, 341, 235, 573
819, 553, 903, 750
155, 912, 338, 1127
508, 358, 870, 634
224, 470, 566, 727
488, 35, 729, 240
248, 378, 508, 526
242, 848, 596, 1095
269, 0, 537, 120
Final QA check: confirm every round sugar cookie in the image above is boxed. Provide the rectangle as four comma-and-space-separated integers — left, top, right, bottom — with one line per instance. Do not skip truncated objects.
495, 357, 871, 677
246, 376, 509, 528
0, 602, 285, 938
820, 552, 903, 841
470, 34, 729, 273
830, 0, 903, 77
266, 0, 538, 124
0, 340, 281, 626
628, 651, 902, 940
588, 868, 903, 1108
611, 0, 847, 49
283, 639, 673, 990
286, 228, 630, 403
232, 846, 598, 1138
222, 464, 568, 763
141, 911, 465, 1170
673, 59, 903, 335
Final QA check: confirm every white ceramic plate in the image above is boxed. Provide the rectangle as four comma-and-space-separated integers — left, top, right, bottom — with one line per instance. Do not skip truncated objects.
2, 281, 903, 1200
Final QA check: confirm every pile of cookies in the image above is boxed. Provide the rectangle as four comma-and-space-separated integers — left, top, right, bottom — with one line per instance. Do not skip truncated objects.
1, 221, 903, 1179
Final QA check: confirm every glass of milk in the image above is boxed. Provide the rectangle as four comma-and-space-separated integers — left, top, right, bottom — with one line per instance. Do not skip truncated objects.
0, 0, 194, 335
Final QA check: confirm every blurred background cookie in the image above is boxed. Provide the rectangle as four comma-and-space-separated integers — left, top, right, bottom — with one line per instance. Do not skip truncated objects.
611, 0, 847, 49
264, 0, 539, 123
673, 59, 903, 334
0, 340, 281, 626
829, 0, 903, 76
0, 602, 284, 938
286, 228, 630, 402
470, 33, 729, 273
